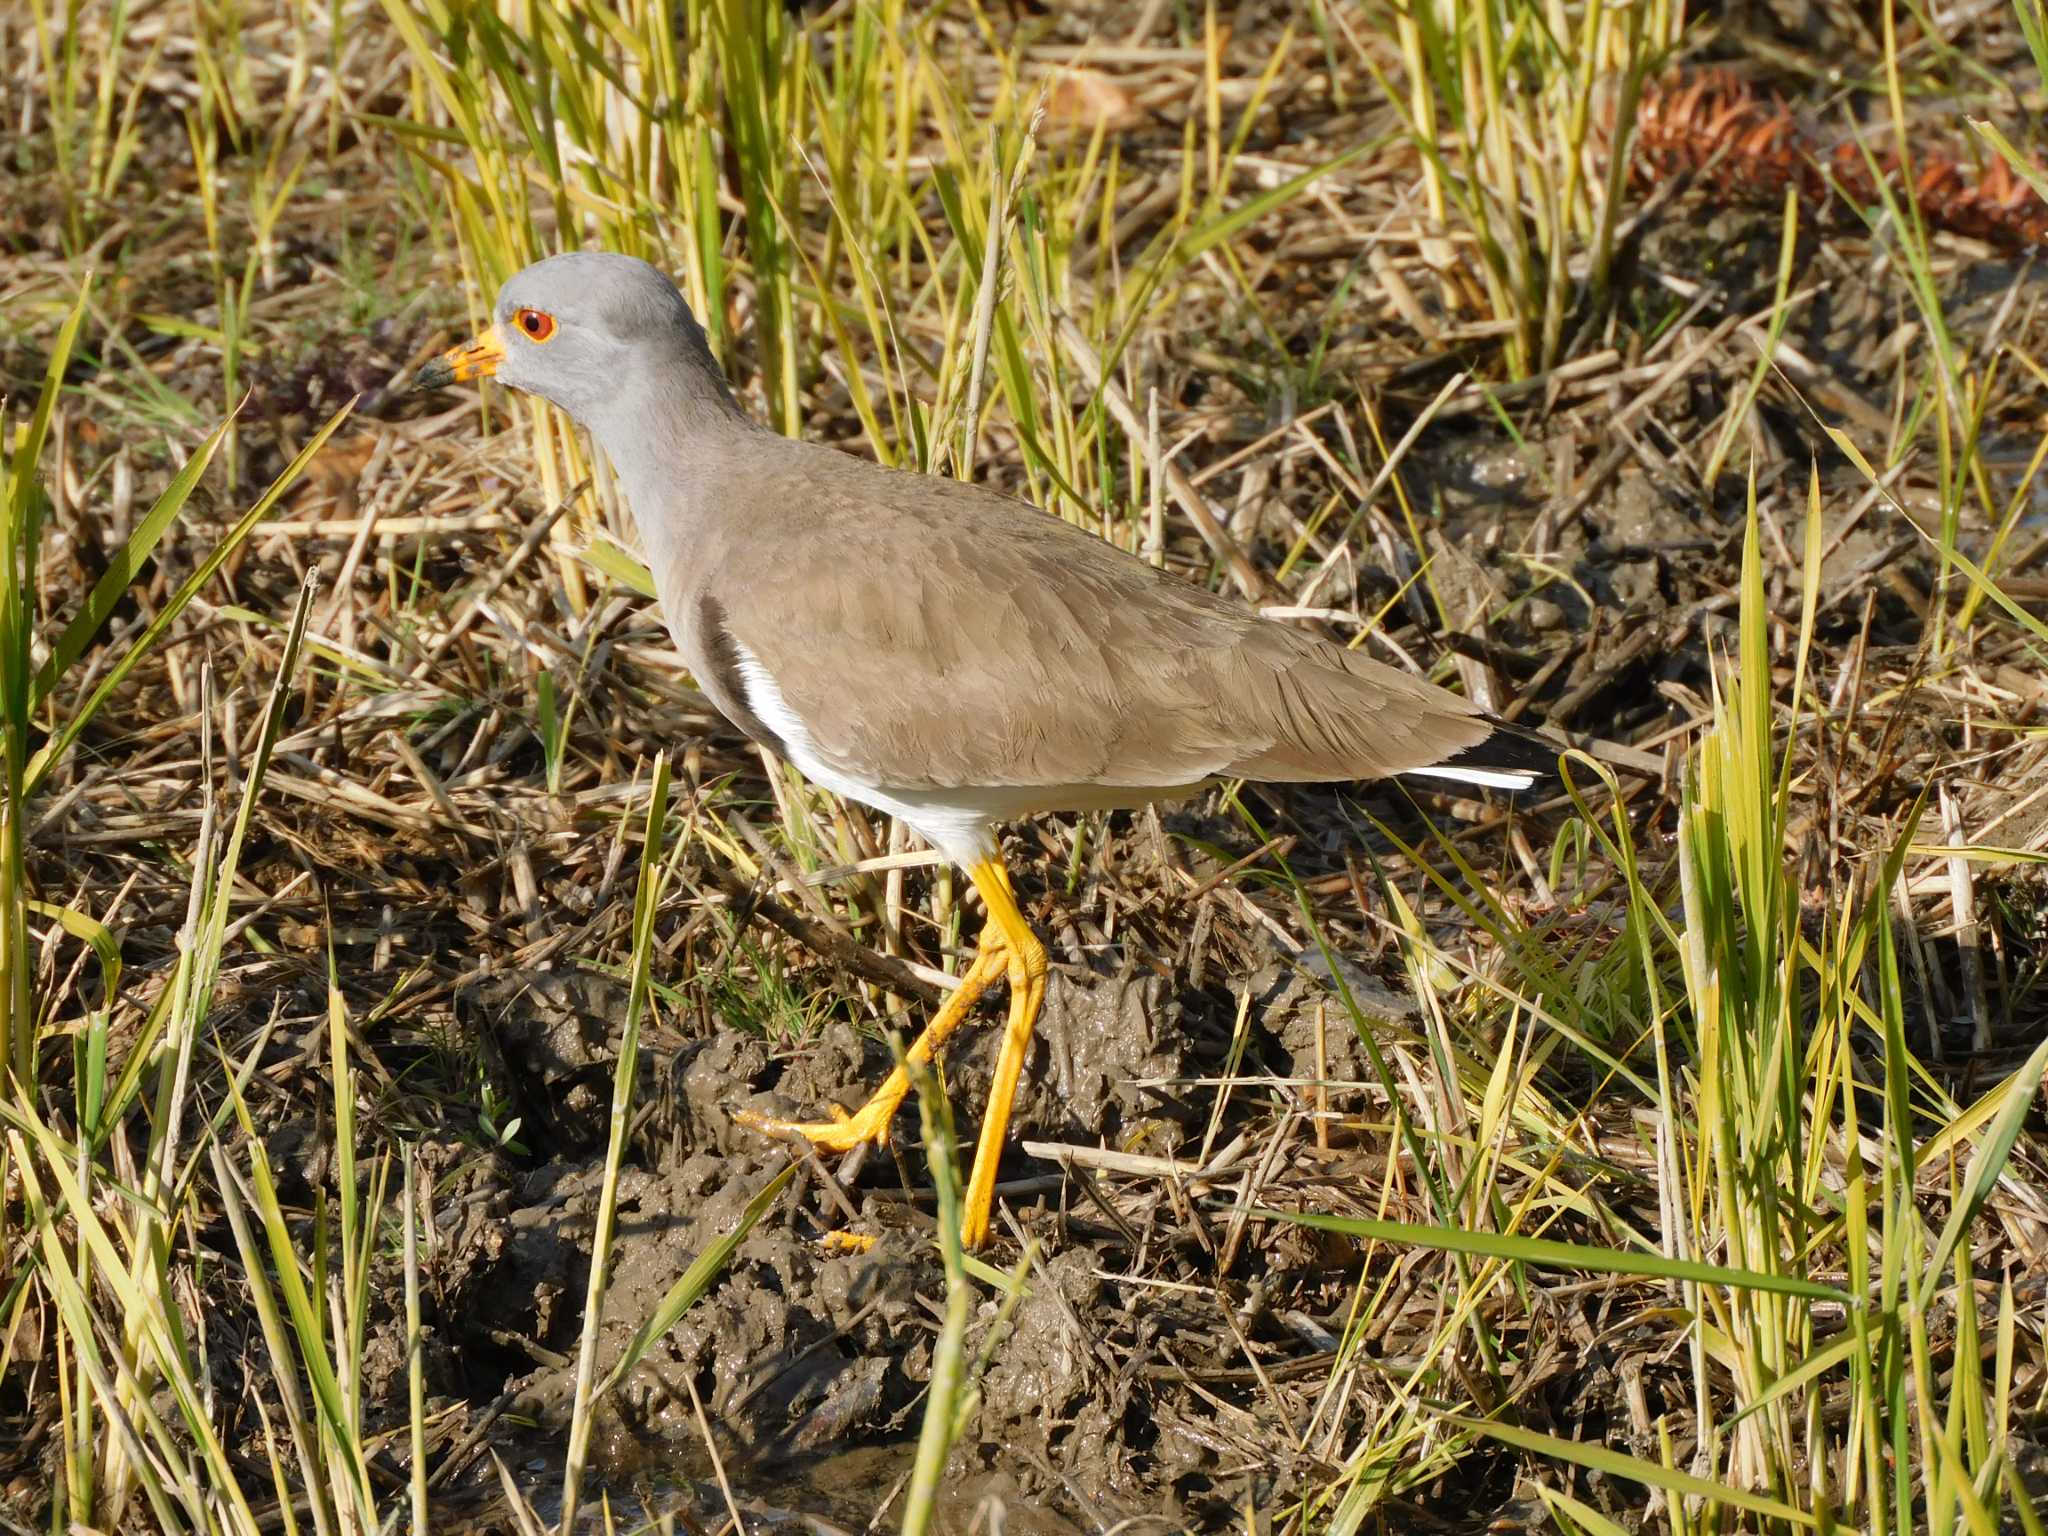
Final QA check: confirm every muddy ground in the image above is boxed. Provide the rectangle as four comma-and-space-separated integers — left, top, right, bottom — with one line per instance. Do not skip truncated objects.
280, 840, 1449, 1525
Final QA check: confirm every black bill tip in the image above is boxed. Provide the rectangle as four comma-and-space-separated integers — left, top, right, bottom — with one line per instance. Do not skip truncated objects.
412, 355, 456, 393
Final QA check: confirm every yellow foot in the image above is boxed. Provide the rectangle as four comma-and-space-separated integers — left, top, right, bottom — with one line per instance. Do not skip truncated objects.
960, 1200, 994, 1252
733, 1084, 903, 1152
819, 1230, 878, 1254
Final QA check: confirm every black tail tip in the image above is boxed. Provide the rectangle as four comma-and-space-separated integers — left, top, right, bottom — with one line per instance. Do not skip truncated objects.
1402, 720, 1559, 794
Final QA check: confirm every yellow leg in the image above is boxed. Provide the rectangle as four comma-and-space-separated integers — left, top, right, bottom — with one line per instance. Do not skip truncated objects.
735, 926, 1008, 1150
958, 857, 1046, 1250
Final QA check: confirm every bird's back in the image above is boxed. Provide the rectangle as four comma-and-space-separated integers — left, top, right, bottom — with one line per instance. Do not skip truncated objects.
664, 434, 1534, 798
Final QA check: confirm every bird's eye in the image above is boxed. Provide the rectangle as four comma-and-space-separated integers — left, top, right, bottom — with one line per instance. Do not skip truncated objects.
514, 308, 556, 343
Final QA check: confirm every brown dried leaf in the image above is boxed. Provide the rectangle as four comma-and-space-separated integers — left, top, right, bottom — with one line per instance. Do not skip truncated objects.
1041, 68, 1142, 136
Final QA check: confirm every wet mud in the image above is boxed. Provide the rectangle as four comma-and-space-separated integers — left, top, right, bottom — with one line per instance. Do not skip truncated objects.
400, 943, 1414, 1526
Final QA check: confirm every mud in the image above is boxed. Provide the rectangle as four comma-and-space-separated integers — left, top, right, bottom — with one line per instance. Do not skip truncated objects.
367, 898, 1485, 1531
409, 953, 1309, 1523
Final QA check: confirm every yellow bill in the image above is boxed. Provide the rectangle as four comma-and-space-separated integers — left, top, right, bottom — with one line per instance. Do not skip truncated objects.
413, 326, 505, 391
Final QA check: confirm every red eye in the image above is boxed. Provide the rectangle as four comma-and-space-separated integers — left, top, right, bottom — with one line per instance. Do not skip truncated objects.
515, 308, 556, 342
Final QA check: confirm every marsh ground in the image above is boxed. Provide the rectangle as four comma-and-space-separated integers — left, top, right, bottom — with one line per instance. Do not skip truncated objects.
4, 1, 2048, 1531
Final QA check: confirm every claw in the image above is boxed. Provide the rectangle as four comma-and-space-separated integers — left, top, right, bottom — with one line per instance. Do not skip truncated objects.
727, 919, 1020, 1245
733, 1095, 899, 1152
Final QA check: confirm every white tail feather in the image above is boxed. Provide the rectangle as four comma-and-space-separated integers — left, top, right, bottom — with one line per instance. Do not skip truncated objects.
1403, 765, 1538, 792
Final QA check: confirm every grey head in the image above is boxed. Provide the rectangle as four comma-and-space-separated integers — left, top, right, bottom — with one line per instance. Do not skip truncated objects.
415, 252, 750, 448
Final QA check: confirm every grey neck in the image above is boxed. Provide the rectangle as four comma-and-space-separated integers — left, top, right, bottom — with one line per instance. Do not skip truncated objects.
585, 354, 766, 582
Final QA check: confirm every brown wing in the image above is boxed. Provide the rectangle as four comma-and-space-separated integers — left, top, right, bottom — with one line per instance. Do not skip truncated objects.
702, 446, 1502, 793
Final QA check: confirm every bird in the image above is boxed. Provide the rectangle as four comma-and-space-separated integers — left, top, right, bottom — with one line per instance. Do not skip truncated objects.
413, 251, 1554, 1249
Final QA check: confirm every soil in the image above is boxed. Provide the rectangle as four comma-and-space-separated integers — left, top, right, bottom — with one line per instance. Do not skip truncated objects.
314, 877, 1492, 1526
420, 950, 1303, 1524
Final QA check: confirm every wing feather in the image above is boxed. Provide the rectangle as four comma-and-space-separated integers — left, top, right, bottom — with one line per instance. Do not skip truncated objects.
701, 447, 1504, 793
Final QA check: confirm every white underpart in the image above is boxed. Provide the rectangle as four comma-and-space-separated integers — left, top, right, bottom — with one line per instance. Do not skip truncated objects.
730, 639, 1001, 867
1402, 765, 1538, 792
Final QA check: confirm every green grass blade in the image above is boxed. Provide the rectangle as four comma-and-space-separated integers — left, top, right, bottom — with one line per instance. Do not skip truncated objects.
208, 1139, 347, 1536
902, 1054, 971, 1536
23, 897, 121, 1003
31, 414, 234, 707
1921, 1033, 2048, 1296
1824, 424, 2048, 648
1721, 1331, 1865, 1431
579, 535, 656, 598
25, 398, 353, 798
1256, 1209, 1848, 1301
1967, 118, 2048, 207
563, 753, 699, 1531
1532, 1484, 1635, 1536
5, 274, 91, 535
1443, 1413, 1846, 1528
594, 1156, 798, 1400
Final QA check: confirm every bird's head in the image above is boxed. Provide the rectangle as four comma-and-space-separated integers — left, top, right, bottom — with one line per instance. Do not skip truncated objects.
413, 252, 731, 432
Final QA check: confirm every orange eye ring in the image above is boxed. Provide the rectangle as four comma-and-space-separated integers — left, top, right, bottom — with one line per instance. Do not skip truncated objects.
514, 308, 556, 343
